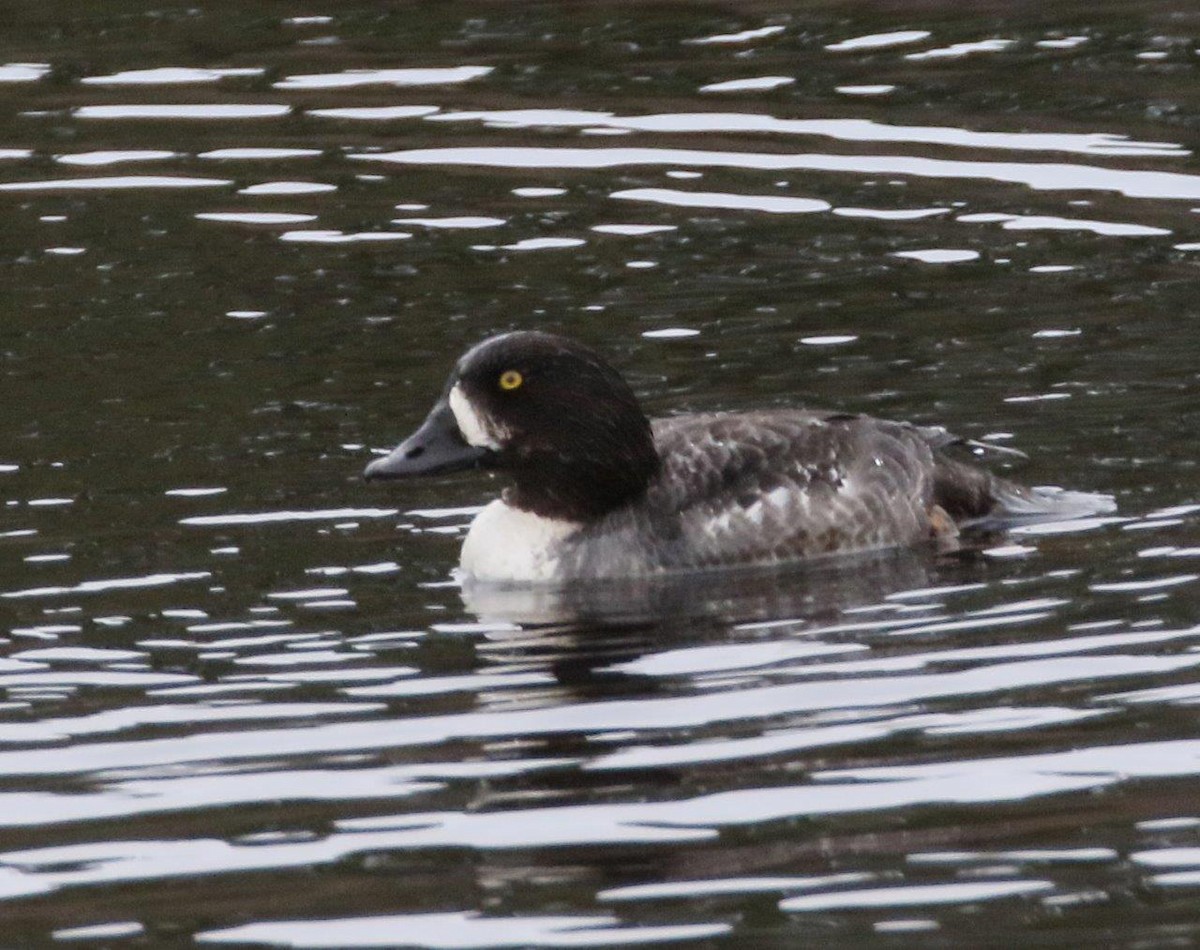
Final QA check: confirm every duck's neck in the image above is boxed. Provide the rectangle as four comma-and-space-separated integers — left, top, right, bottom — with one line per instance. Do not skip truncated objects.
504, 424, 660, 522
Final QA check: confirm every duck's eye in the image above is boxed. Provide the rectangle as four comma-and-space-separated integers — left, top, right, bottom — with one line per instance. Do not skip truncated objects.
498, 369, 523, 391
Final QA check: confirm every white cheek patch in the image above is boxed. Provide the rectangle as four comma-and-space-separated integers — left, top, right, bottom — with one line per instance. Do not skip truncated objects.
449, 383, 503, 450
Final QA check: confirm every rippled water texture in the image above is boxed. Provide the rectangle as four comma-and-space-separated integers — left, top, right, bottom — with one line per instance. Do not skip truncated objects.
3, 1, 1200, 945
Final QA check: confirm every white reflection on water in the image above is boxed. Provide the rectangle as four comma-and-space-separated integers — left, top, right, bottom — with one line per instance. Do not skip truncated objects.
307, 561, 401, 577
600, 873, 872, 901
836, 84, 896, 95
196, 212, 318, 225
592, 224, 677, 235
54, 922, 144, 941
825, 30, 931, 52
15, 646, 141, 662
273, 67, 492, 89
834, 206, 949, 220
266, 587, 349, 600
1037, 35, 1090, 49
893, 249, 980, 263
683, 25, 785, 45
800, 334, 857, 344
0, 650, 1193, 777
957, 212, 1170, 236
474, 237, 585, 251
0, 821, 713, 901
906, 39, 1017, 61
74, 105, 291, 119
0, 700, 380, 745
391, 216, 506, 228
700, 76, 795, 93
0, 671, 195, 689
1132, 848, 1200, 871
583, 707, 1105, 772
238, 181, 337, 195
1010, 516, 1127, 535
2, 570, 211, 599
81, 67, 264, 85
0, 63, 50, 82
1090, 574, 1198, 593
309, 105, 440, 120
279, 230, 412, 243
4, 715, 1191, 900
360, 147, 1200, 199
55, 149, 179, 166
611, 187, 829, 214
198, 912, 728, 949
181, 507, 399, 526
0, 760, 564, 829
780, 880, 1053, 911
199, 148, 321, 160
909, 848, 1116, 865
0, 176, 231, 191
425, 110, 1185, 157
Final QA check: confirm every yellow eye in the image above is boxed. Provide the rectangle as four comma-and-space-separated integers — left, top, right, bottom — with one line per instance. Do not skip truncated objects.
499, 369, 523, 391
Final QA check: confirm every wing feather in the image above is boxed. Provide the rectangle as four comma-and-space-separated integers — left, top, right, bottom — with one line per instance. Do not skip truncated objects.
635, 412, 938, 568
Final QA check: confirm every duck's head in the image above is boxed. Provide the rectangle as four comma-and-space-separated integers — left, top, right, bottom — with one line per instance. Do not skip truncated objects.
364, 331, 659, 521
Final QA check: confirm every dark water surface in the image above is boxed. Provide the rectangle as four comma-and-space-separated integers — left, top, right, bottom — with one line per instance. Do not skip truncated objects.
2, 1, 1200, 945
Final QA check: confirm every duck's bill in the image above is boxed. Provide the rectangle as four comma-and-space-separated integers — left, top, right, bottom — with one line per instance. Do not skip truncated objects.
364, 399, 490, 479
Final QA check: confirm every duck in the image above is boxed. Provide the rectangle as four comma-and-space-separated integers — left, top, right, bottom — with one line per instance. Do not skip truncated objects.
363, 331, 1113, 584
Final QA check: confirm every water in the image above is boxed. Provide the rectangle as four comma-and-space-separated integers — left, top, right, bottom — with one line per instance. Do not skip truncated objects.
2, 1, 1200, 945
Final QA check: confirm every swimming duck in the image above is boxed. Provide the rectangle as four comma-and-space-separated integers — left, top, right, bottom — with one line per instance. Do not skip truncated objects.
364, 331, 1112, 583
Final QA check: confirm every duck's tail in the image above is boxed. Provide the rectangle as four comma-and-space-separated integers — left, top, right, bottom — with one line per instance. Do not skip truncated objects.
932, 458, 1116, 531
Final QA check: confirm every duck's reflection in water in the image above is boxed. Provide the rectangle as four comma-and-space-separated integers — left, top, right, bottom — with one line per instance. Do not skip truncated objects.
460, 546, 974, 688
453, 547, 1003, 887
463, 545, 953, 626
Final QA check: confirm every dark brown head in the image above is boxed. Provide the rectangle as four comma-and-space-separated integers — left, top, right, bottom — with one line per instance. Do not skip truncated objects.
364, 332, 659, 521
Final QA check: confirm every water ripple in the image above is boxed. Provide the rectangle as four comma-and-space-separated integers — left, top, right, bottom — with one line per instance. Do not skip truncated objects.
358, 147, 1200, 199
0, 4, 1196, 944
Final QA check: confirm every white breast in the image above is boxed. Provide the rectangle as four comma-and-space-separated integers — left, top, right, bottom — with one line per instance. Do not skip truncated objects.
459, 499, 580, 583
